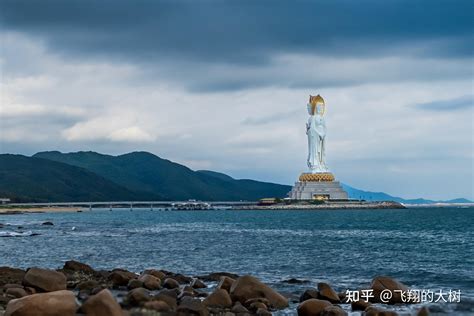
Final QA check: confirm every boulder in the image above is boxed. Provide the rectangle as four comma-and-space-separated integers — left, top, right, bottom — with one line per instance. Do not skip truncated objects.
177, 296, 208, 316
108, 270, 137, 287
203, 289, 232, 308
191, 278, 207, 289
22, 268, 66, 292
0, 268, 26, 287
143, 269, 166, 280
231, 301, 249, 313
63, 261, 95, 274
300, 289, 319, 302
154, 293, 177, 310
230, 275, 288, 309
163, 278, 180, 289
139, 274, 161, 290
256, 308, 272, 316
297, 299, 332, 316
5, 290, 77, 316
41, 222, 54, 226
217, 276, 235, 292
143, 300, 172, 312
127, 279, 143, 290
249, 301, 267, 312
321, 305, 347, 316
173, 274, 193, 284
351, 300, 371, 311
370, 276, 409, 304
5, 288, 27, 299
82, 289, 122, 316
317, 283, 340, 303
76, 280, 100, 292
196, 272, 240, 282
126, 287, 151, 306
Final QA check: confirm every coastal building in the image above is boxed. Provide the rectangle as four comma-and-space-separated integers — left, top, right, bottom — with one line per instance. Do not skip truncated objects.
288, 95, 348, 200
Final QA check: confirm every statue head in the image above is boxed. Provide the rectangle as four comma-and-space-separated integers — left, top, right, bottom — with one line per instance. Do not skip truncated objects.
308, 94, 325, 116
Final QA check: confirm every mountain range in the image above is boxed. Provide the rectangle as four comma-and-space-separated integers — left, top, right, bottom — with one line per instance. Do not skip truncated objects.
0, 151, 470, 204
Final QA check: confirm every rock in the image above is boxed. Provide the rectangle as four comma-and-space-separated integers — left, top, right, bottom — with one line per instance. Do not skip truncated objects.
417, 307, 430, 316
282, 278, 310, 284
5, 288, 27, 299
218, 276, 236, 293
173, 274, 192, 284
197, 272, 240, 282
300, 289, 319, 302
351, 300, 371, 311
230, 275, 288, 309
256, 308, 272, 316
321, 305, 347, 316
249, 301, 267, 312
108, 270, 137, 287
317, 283, 340, 303
127, 279, 143, 290
0, 268, 25, 287
63, 261, 95, 274
41, 222, 54, 226
154, 293, 177, 310
203, 289, 232, 308
22, 268, 66, 292
143, 300, 172, 312
163, 278, 180, 289
370, 276, 409, 304
364, 306, 398, 316
126, 288, 151, 306
82, 289, 122, 316
191, 278, 207, 289
297, 299, 332, 316
143, 269, 166, 280
244, 297, 270, 307
231, 301, 249, 313
76, 280, 99, 292
139, 274, 161, 290
177, 296, 208, 316
5, 290, 77, 316
3, 284, 23, 289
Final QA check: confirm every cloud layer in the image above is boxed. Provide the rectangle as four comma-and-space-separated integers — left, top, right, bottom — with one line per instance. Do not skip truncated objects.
0, 1, 472, 200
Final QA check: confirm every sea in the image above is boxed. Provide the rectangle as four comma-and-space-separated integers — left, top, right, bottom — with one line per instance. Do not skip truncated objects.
1, 207, 473, 315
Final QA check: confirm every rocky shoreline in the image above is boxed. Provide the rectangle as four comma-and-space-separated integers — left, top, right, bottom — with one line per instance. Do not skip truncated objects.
0, 261, 431, 316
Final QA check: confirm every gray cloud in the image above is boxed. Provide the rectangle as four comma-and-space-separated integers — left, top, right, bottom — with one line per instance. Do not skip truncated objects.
414, 95, 473, 111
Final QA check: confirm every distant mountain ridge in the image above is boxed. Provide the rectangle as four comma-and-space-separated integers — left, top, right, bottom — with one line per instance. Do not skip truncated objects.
0, 151, 470, 203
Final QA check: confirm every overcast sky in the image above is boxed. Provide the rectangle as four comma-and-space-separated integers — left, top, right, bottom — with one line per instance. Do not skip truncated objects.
0, 0, 473, 200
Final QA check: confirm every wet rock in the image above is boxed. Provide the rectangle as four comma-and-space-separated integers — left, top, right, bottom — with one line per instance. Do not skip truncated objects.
143, 269, 166, 280
63, 261, 95, 274
5, 290, 77, 316
203, 289, 232, 308
351, 300, 371, 311
364, 306, 398, 316
191, 278, 207, 289
249, 301, 267, 312
0, 268, 25, 287
282, 278, 310, 284
139, 274, 161, 290
5, 288, 27, 299
370, 276, 409, 304
173, 274, 192, 284
299, 289, 319, 302
317, 283, 340, 303
230, 275, 288, 309
22, 268, 66, 292
177, 296, 208, 316
196, 272, 240, 282
76, 280, 99, 292
231, 301, 249, 313
108, 270, 137, 287
127, 279, 143, 290
126, 288, 151, 306
82, 289, 122, 316
41, 222, 53, 226
143, 300, 172, 312
321, 305, 347, 316
163, 278, 179, 289
218, 276, 236, 293
3, 284, 23, 290
256, 308, 272, 316
297, 299, 332, 316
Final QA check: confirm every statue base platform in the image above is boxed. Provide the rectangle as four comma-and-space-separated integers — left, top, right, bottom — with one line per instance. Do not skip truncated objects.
288, 172, 348, 200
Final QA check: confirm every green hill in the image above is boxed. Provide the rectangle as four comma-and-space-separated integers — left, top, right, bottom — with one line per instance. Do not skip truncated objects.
33, 151, 291, 201
0, 154, 152, 202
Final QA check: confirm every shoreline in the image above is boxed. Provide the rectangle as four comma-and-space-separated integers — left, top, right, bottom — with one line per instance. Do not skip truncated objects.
0, 261, 434, 316
0, 206, 83, 215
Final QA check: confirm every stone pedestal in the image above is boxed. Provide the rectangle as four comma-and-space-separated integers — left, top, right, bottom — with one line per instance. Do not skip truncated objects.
288, 172, 348, 200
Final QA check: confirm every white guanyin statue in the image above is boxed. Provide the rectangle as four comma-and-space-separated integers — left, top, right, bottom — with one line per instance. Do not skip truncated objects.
306, 95, 328, 173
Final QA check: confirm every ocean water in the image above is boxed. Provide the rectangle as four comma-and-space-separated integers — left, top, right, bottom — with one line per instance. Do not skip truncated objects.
1, 207, 473, 315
